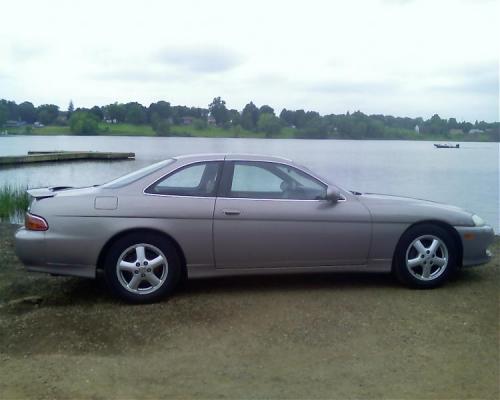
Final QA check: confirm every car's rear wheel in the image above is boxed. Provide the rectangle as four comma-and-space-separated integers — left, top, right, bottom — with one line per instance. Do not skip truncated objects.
104, 232, 181, 303
394, 224, 458, 288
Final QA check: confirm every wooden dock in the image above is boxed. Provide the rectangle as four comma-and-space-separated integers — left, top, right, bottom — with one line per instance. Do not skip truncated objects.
0, 151, 135, 165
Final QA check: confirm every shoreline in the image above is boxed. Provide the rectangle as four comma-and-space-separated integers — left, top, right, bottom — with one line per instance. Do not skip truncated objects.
1, 133, 497, 142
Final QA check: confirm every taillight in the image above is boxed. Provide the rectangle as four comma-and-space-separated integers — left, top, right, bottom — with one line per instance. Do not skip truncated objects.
25, 213, 49, 231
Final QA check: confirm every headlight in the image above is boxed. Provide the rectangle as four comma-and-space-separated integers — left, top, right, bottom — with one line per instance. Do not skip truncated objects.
472, 214, 485, 227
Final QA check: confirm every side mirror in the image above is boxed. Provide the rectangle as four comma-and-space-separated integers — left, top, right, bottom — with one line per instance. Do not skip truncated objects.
325, 186, 342, 203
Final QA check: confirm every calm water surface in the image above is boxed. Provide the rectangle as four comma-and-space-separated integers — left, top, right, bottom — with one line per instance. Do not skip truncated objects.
0, 136, 498, 231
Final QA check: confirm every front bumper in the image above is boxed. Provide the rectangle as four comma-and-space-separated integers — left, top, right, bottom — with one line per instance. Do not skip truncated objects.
455, 225, 495, 267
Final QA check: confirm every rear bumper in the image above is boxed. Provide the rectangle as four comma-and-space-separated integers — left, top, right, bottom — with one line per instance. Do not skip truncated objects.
14, 227, 46, 266
14, 227, 95, 278
455, 225, 495, 267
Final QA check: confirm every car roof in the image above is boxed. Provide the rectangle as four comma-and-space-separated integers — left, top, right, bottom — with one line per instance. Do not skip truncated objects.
173, 153, 293, 163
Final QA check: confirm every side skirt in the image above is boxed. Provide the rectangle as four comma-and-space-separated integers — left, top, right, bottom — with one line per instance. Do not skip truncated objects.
187, 261, 391, 279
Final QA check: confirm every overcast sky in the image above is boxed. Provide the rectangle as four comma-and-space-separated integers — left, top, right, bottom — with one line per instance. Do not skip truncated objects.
1, 0, 498, 121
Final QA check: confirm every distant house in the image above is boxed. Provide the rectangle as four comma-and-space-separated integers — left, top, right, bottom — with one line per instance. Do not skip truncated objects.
33, 122, 45, 128
5, 120, 26, 128
207, 116, 216, 125
414, 125, 420, 134
181, 116, 194, 125
468, 129, 484, 134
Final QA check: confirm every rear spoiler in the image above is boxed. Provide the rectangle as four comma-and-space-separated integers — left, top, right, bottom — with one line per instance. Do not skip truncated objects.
27, 186, 73, 200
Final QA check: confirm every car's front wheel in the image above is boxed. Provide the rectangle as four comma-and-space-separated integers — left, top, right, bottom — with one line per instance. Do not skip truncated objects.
104, 232, 181, 303
394, 224, 458, 288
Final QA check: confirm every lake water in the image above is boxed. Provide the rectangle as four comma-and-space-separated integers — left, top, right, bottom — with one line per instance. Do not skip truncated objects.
0, 136, 498, 231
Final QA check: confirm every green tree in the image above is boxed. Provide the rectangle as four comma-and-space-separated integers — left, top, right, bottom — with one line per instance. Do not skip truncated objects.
228, 109, 241, 126
241, 102, 260, 130
208, 97, 229, 125
0, 102, 7, 127
426, 114, 447, 135
125, 102, 147, 124
294, 110, 307, 128
148, 101, 171, 121
90, 106, 104, 121
259, 105, 274, 115
448, 117, 458, 130
257, 113, 282, 138
0, 99, 19, 121
67, 100, 74, 119
279, 108, 295, 126
69, 112, 99, 135
37, 104, 59, 125
18, 101, 37, 123
299, 117, 328, 139
104, 102, 126, 122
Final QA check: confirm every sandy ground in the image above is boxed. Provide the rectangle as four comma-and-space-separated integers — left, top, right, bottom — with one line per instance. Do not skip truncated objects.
0, 223, 498, 399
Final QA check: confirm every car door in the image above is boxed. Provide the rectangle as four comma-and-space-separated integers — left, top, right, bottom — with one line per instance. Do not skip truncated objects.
142, 160, 223, 269
213, 160, 371, 269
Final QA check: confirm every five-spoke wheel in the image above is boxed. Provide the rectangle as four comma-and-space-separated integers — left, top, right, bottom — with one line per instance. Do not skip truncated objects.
405, 235, 448, 281
394, 224, 457, 288
104, 232, 181, 303
116, 243, 168, 294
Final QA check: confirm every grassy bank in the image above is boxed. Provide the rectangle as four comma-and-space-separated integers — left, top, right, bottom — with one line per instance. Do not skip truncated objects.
5, 123, 296, 139
4, 123, 495, 141
0, 186, 29, 221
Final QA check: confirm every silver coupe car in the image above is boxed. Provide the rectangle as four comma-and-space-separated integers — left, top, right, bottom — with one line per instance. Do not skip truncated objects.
15, 154, 494, 303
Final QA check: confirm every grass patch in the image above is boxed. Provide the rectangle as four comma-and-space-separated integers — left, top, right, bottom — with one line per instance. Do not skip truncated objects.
5, 123, 289, 138
99, 123, 156, 136
0, 186, 30, 222
7, 123, 492, 141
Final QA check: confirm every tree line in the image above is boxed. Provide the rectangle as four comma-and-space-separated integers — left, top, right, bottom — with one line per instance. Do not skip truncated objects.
0, 97, 498, 141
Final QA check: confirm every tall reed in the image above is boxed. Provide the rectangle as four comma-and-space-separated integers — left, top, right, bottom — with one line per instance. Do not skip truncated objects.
0, 186, 30, 221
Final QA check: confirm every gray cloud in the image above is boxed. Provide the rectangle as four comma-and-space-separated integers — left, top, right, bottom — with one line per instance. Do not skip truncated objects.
91, 68, 170, 82
155, 46, 243, 73
382, 0, 414, 5
306, 79, 401, 94
10, 44, 46, 62
432, 62, 499, 95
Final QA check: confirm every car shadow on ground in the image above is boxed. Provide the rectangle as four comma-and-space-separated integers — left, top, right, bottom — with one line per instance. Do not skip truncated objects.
25, 266, 489, 308
181, 272, 398, 294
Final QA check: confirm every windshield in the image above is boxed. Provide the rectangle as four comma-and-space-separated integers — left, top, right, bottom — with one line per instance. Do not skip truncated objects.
101, 159, 174, 188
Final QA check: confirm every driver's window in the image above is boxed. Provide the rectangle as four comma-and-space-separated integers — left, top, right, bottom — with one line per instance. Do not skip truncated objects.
231, 164, 284, 198
276, 165, 326, 197
228, 162, 326, 200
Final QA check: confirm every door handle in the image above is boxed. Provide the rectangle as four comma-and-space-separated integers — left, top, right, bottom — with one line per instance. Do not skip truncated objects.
222, 209, 241, 216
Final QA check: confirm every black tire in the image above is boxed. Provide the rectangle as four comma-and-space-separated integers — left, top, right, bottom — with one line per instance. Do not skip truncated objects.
104, 232, 182, 303
393, 224, 458, 289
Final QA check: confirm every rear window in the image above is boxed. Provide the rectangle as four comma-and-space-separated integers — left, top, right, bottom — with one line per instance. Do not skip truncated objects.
102, 159, 174, 188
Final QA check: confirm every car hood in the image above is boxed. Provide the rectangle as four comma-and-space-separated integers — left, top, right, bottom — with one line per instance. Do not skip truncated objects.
356, 192, 475, 226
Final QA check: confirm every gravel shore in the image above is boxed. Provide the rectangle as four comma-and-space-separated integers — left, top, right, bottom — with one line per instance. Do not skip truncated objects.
1, 223, 498, 399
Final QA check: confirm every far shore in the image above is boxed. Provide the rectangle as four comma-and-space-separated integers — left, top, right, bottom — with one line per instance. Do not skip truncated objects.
2, 123, 497, 142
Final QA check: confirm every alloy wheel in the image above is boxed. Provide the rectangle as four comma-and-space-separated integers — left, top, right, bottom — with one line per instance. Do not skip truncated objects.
405, 235, 449, 281
116, 243, 168, 294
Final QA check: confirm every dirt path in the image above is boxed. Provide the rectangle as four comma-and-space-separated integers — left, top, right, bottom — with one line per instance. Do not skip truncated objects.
0, 223, 498, 399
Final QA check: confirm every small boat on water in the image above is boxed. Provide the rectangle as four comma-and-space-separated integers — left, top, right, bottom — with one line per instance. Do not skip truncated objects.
434, 143, 460, 149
